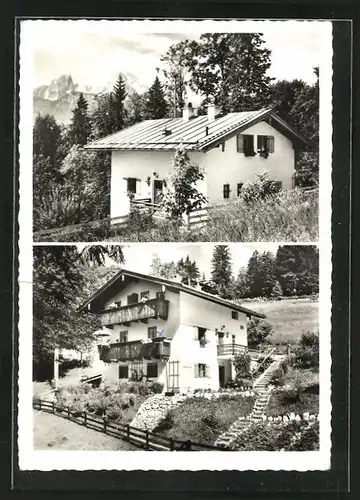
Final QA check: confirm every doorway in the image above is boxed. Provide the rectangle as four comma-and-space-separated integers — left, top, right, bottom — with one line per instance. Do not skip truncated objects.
218, 365, 225, 388
153, 180, 164, 204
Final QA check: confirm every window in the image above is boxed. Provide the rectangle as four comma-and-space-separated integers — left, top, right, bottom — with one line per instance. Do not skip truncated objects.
156, 291, 165, 300
257, 135, 275, 154
231, 311, 238, 320
127, 293, 139, 305
120, 331, 128, 343
197, 327, 207, 347
114, 300, 122, 308
119, 365, 129, 379
273, 180, 282, 191
237, 134, 255, 156
140, 291, 150, 301
148, 326, 157, 339
127, 178, 137, 194
237, 183, 243, 197
240, 325, 244, 330
223, 184, 230, 199
195, 363, 207, 378
147, 363, 158, 378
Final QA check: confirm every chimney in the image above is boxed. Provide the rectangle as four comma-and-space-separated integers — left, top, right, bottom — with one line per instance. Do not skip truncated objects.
207, 102, 220, 122
182, 102, 194, 122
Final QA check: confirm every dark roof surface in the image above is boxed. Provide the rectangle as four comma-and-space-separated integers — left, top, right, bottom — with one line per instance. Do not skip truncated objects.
79, 268, 266, 319
84, 108, 308, 152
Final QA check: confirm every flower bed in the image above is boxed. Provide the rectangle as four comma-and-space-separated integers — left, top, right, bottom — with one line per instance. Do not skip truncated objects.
54, 381, 157, 424
230, 420, 320, 451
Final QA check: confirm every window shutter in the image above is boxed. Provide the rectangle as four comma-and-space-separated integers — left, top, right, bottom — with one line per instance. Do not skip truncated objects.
237, 183, 243, 197
205, 365, 211, 378
194, 364, 199, 378
257, 135, 263, 150
223, 184, 230, 199
268, 136, 274, 153
237, 134, 244, 153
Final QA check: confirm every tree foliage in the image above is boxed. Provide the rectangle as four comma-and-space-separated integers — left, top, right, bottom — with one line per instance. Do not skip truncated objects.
144, 76, 168, 119
150, 254, 178, 279
161, 148, 207, 219
68, 93, 91, 146
210, 245, 233, 298
247, 318, 272, 348
113, 73, 128, 130
33, 114, 64, 168
176, 255, 200, 286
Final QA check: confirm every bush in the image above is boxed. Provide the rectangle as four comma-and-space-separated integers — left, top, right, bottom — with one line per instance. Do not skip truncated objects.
240, 171, 282, 204
150, 381, 164, 394
294, 332, 319, 368
247, 319, 272, 348
270, 368, 285, 386
232, 353, 252, 378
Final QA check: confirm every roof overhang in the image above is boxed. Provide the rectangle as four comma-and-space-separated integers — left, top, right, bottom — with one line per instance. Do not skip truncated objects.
78, 269, 266, 320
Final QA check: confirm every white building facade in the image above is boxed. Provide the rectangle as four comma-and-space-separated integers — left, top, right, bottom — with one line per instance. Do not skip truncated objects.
80, 270, 266, 393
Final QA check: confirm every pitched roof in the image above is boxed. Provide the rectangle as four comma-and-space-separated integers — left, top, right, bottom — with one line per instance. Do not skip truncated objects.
84, 108, 308, 152
79, 268, 266, 319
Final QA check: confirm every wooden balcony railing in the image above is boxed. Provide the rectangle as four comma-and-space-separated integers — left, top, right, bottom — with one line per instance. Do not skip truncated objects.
217, 343, 248, 357
101, 338, 171, 362
100, 298, 169, 327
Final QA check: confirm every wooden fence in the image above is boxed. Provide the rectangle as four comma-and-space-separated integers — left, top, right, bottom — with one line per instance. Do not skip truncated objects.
33, 399, 226, 451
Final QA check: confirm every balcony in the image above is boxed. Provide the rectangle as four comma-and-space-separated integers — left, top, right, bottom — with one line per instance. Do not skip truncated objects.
99, 298, 169, 327
102, 338, 171, 362
217, 343, 248, 357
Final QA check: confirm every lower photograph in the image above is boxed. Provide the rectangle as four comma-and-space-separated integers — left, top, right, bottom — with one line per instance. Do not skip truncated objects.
30, 243, 323, 457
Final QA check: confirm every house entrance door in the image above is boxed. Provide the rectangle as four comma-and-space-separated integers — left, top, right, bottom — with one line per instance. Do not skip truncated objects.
168, 360, 180, 392
218, 365, 225, 387
153, 180, 164, 204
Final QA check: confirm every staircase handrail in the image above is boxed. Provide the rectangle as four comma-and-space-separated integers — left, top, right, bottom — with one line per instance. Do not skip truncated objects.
251, 347, 277, 378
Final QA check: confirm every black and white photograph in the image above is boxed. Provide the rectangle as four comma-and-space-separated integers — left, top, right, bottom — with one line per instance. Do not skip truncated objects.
27, 20, 325, 243
32, 243, 320, 453
17, 19, 333, 473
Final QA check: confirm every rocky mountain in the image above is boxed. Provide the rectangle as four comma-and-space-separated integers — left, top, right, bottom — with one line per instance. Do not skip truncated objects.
33, 73, 144, 125
33, 75, 101, 124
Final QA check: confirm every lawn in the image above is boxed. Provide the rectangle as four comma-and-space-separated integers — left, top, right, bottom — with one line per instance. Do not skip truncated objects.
33, 410, 138, 450
246, 298, 319, 344
154, 395, 255, 446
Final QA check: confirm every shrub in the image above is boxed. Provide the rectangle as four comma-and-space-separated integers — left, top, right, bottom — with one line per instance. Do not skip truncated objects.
294, 332, 319, 368
247, 319, 272, 348
105, 407, 123, 421
270, 368, 285, 386
240, 171, 282, 204
150, 381, 164, 394
232, 353, 252, 378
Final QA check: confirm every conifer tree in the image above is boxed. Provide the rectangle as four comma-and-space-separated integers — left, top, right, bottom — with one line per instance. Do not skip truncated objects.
211, 245, 233, 298
145, 76, 168, 119
113, 73, 127, 131
176, 255, 200, 286
68, 93, 91, 146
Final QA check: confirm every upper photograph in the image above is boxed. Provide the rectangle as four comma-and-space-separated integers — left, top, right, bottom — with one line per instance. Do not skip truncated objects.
28, 20, 328, 242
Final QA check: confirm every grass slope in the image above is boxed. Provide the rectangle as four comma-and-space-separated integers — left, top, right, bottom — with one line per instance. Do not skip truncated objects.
246, 298, 319, 344
154, 396, 255, 446
33, 410, 137, 450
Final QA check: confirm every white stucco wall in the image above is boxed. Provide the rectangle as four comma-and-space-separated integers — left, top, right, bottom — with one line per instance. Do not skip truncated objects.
111, 150, 205, 217
203, 121, 295, 203
110, 121, 295, 217
179, 291, 248, 345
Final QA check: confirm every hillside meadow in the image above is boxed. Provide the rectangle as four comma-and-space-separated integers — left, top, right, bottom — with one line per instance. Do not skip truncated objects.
246, 297, 319, 344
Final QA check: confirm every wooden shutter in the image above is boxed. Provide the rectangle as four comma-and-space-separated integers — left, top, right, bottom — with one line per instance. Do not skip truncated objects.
237, 183, 243, 197
267, 136, 275, 153
223, 184, 230, 199
194, 364, 199, 378
236, 134, 244, 153
205, 365, 211, 378
257, 135, 265, 150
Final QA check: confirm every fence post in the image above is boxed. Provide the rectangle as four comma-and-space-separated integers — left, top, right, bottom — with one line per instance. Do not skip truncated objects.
84, 412, 87, 427
39, 399, 42, 411
52, 401, 55, 414
187, 440, 192, 451
127, 424, 130, 441
67, 406, 70, 419
145, 430, 149, 450
103, 416, 107, 433
169, 438, 175, 451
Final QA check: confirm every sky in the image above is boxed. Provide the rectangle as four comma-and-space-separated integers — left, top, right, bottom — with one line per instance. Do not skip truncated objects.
104, 243, 280, 279
25, 20, 328, 95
